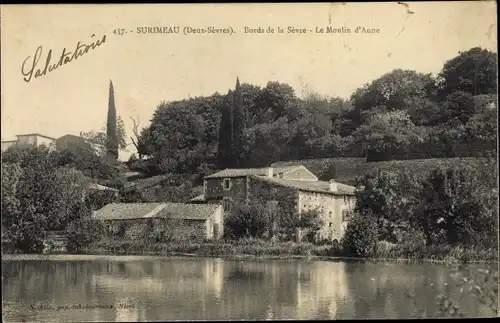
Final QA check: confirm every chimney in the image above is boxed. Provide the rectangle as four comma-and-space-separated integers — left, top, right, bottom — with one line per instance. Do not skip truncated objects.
267, 167, 273, 178
329, 179, 338, 192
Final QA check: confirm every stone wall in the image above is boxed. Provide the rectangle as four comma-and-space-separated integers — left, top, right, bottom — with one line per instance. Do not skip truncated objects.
204, 177, 247, 202
298, 191, 355, 242
103, 218, 210, 242
248, 177, 299, 218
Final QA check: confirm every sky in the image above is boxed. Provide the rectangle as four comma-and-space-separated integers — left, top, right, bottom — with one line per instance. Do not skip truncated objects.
1, 2, 497, 152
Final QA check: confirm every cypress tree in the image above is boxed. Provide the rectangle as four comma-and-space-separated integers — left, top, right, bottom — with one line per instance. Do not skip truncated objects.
232, 77, 246, 167
217, 90, 234, 169
106, 80, 119, 164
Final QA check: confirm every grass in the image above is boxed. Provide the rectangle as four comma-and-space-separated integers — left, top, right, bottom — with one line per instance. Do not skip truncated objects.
371, 241, 498, 263
272, 157, 491, 185
86, 237, 338, 258
83, 238, 497, 263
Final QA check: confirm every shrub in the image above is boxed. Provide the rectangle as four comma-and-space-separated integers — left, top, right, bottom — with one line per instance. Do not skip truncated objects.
66, 219, 106, 253
341, 212, 378, 257
224, 202, 270, 239
297, 208, 324, 243
415, 165, 497, 247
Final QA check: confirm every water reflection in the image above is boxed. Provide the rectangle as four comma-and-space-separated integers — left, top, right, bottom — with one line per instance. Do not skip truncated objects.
1, 255, 494, 322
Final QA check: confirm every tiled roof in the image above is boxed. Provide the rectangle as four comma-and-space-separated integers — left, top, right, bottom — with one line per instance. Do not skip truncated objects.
92, 203, 166, 220
251, 175, 356, 196
204, 166, 300, 179
92, 202, 220, 221
157, 203, 220, 220
274, 165, 303, 174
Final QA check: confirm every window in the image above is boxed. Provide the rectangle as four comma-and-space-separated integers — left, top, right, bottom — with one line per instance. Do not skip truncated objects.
342, 210, 349, 222
329, 211, 332, 218
223, 178, 231, 190
343, 196, 348, 203
329, 222, 332, 227
222, 198, 232, 212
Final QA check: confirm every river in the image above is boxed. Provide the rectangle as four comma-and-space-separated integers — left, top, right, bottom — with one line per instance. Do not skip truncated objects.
1, 255, 495, 321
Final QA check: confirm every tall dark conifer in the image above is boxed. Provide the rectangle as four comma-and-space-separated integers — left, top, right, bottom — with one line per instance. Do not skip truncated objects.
106, 80, 119, 164
232, 77, 246, 167
217, 90, 234, 169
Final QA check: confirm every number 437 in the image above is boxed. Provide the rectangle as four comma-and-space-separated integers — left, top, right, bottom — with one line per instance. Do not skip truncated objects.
113, 29, 126, 36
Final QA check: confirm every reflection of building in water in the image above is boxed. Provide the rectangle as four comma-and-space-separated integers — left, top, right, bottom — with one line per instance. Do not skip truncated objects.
91, 259, 224, 316
294, 262, 350, 319
265, 304, 274, 321
202, 259, 223, 299
93, 274, 168, 293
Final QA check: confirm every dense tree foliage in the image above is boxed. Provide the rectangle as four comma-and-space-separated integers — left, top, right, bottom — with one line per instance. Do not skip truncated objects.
2, 46, 497, 254
1, 147, 98, 252
224, 202, 271, 239
138, 94, 223, 173
344, 158, 498, 256
135, 47, 496, 174
0, 143, 125, 252
437, 47, 497, 97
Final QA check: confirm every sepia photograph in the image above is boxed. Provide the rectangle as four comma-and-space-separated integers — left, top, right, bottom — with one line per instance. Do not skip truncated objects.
1, 2, 498, 321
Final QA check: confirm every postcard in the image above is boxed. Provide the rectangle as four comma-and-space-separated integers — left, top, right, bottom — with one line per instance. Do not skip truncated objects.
1, 2, 498, 322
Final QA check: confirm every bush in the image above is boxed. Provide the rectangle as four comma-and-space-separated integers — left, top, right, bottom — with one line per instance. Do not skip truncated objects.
341, 212, 378, 257
224, 202, 270, 239
416, 165, 497, 247
66, 219, 106, 253
297, 208, 324, 243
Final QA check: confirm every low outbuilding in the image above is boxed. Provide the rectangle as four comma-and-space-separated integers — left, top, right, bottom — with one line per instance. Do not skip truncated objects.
92, 202, 224, 241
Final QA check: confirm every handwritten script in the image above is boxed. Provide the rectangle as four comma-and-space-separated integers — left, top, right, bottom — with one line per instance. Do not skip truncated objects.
21, 34, 106, 83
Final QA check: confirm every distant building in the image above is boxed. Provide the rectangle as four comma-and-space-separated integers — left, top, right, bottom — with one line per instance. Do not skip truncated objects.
196, 165, 356, 243
55, 134, 94, 152
56, 133, 136, 162
1, 133, 134, 161
1, 140, 16, 152
1, 133, 56, 152
92, 202, 224, 241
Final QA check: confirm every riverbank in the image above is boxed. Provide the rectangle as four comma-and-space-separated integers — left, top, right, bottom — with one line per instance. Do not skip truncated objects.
76, 238, 497, 264
3, 252, 496, 266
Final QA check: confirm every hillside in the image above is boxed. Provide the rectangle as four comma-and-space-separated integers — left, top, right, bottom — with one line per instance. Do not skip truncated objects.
272, 157, 493, 185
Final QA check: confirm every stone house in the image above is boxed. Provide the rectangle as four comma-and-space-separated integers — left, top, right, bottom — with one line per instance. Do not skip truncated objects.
92, 202, 224, 241
1, 133, 56, 152
195, 165, 356, 242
